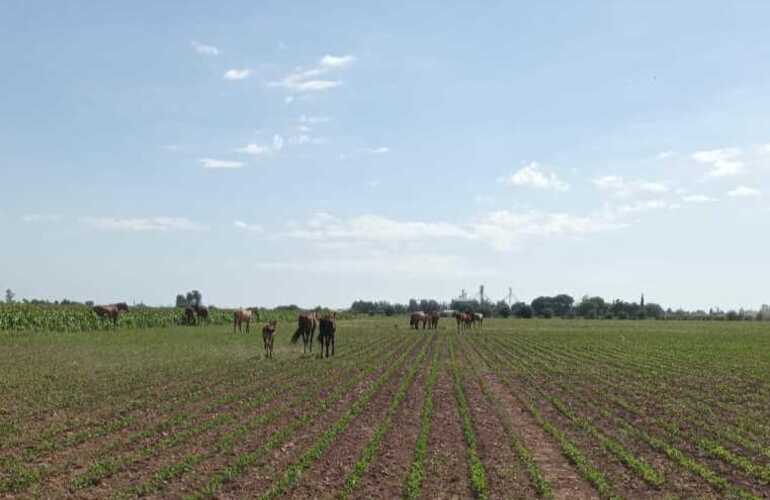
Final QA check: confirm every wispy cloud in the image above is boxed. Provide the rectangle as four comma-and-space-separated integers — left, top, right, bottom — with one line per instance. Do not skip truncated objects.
473, 210, 624, 251
234, 144, 270, 156
22, 213, 62, 223
299, 115, 331, 124
82, 216, 206, 232
656, 151, 674, 160
270, 54, 355, 92
223, 68, 250, 80
692, 148, 743, 177
319, 54, 356, 68
364, 146, 390, 155
593, 175, 669, 197
682, 194, 718, 203
191, 41, 219, 56
501, 162, 569, 192
234, 220, 264, 233
272, 134, 284, 151
727, 186, 761, 198
616, 199, 680, 214
199, 158, 245, 169
279, 209, 624, 252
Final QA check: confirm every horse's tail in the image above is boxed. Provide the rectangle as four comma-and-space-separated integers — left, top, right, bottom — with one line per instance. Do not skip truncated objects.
290, 326, 303, 344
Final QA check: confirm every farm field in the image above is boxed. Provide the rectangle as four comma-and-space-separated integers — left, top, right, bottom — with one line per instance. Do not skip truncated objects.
2, 318, 770, 499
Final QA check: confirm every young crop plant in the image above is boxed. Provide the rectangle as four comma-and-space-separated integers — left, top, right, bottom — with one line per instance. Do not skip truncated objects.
455, 336, 553, 499
340, 334, 435, 498
448, 339, 489, 500
189, 335, 426, 500
404, 346, 440, 500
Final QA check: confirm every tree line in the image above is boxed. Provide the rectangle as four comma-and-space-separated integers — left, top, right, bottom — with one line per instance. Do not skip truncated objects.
351, 295, 769, 321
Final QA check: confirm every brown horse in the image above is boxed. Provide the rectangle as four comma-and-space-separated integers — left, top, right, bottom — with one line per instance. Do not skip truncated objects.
426, 311, 440, 330
93, 303, 129, 327
317, 312, 336, 358
233, 308, 253, 333
455, 312, 473, 332
291, 312, 317, 354
410, 311, 427, 330
262, 320, 278, 359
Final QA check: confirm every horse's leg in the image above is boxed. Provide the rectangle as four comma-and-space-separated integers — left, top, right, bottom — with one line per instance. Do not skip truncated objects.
331, 335, 335, 356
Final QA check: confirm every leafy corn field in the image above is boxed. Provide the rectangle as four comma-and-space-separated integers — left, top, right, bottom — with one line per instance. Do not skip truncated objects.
2, 318, 770, 499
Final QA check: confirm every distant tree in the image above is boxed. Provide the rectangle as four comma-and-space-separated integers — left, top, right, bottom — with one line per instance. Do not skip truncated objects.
495, 300, 511, 318
175, 294, 188, 308
85, 300, 94, 307
5, 289, 15, 304
407, 299, 420, 313
511, 302, 533, 319
726, 310, 740, 321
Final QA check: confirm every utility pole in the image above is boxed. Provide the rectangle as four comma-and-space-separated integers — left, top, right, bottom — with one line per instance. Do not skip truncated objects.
479, 285, 485, 305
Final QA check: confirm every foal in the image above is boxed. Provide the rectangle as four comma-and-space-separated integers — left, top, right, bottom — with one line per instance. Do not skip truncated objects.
262, 320, 278, 359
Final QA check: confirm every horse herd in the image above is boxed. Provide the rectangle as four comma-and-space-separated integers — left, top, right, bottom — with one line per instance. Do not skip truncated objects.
409, 310, 484, 332
231, 308, 337, 359
92, 303, 481, 360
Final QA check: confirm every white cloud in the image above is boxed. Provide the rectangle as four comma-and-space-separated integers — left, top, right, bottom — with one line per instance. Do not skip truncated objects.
299, 115, 331, 124
270, 54, 354, 93
692, 148, 743, 177
82, 216, 205, 232
616, 199, 679, 214
191, 41, 219, 56
366, 179, 381, 188
682, 194, 718, 203
279, 209, 624, 252
272, 134, 284, 151
22, 213, 62, 223
473, 210, 624, 251
502, 162, 569, 192
289, 134, 326, 146
593, 175, 669, 197
656, 151, 674, 160
364, 146, 390, 155
319, 54, 356, 69
234, 144, 270, 156
252, 252, 487, 277
234, 220, 264, 233
283, 213, 471, 243
199, 158, 245, 169
759, 143, 770, 155
284, 96, 295, 104
223, 68, 251, 80
727, 186, 761, 198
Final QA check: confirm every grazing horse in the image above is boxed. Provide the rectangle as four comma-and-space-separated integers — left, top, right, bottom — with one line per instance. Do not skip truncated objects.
427, 311, 440, 330
455, 311, 470, 332
291, 312, 317, 354
184, 306, 197, 325
194, 305, 209, 324
410, 311, 427, 330
233, 308, 253, 334
473, 312, 484, 330
317, 313, 336, 358
262, 320, 278, 359
93, 303, 129, 327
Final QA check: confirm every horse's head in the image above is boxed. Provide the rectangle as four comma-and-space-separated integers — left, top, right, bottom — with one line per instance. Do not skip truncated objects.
116, 302, 129, 312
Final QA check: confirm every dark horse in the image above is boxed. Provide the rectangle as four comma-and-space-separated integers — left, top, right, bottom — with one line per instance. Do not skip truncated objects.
262, 320, 278, 359
184, 305, 209, 325
291, 312, 317, 354
317, 313, 336, 358
93, 303, 129, 327
426, 311, 440, 330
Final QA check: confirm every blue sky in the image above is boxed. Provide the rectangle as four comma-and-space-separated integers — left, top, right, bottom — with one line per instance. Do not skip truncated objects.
1, 1, 769, 309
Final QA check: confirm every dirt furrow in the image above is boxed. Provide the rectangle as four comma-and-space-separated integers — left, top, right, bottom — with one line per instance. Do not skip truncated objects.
420, 362, 472, 500
481, 372, 598, 500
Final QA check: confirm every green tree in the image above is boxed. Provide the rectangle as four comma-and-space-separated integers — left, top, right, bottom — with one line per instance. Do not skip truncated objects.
5, 289, 15, 304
